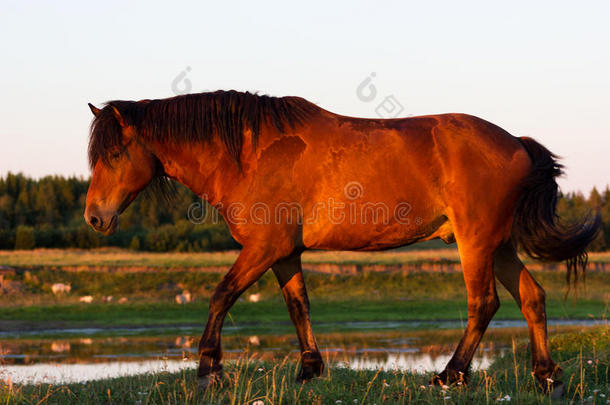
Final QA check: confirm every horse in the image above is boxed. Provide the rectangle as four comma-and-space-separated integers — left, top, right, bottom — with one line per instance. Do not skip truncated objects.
84, 90, 599, 396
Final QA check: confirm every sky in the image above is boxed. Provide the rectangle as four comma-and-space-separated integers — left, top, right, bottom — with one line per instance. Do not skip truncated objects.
0, 0, 608, 194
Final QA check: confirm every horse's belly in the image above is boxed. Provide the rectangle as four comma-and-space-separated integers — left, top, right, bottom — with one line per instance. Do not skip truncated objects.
302, 214, 453, 251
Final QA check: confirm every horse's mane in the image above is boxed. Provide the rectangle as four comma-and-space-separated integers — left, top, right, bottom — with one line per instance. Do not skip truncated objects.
88, 90, 318, 170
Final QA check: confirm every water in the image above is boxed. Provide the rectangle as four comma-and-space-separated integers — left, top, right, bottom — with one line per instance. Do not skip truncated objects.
0, 320, 603, 384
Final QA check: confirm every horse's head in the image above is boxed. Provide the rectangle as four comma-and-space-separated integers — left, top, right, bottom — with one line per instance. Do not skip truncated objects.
84, 102, 158, 235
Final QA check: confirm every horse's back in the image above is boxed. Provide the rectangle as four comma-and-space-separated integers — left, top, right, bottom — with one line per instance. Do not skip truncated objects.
293, 112, 531, 250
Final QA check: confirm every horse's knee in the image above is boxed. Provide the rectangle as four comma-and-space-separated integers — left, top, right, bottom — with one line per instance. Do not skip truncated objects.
468, 293, 500, 324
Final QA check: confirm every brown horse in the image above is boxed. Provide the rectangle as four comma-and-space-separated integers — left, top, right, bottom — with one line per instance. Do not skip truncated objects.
85, 90, 599, 395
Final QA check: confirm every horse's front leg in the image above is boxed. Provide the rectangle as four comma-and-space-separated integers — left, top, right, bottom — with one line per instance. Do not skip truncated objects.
197, 247, 277, 389
272, 253, 324, 382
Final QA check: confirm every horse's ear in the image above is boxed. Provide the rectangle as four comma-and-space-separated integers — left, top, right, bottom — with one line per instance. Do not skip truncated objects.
88, 103, 101, 116
110, 104, 127, 128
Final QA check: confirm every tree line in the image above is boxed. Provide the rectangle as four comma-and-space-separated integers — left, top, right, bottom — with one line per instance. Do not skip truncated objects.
0, 173, 238, 251
0, 173, 608, 251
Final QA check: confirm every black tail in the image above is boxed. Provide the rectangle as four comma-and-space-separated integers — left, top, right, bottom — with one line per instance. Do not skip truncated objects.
512, 137, 601, 295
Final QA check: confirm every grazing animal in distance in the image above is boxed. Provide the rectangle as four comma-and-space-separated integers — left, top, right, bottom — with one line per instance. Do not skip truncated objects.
51, 283, 71, 295
84, 90, 599, 396
175, 290, 192, 304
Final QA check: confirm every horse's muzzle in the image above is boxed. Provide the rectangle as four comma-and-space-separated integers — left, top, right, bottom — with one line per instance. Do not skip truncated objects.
84, 210, 118, 235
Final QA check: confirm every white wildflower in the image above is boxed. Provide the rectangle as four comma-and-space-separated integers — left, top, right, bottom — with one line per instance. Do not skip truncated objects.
252, 401, 264, 405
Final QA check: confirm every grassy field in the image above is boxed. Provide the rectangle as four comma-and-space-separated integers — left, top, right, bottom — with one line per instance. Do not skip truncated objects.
1, 298, 607, 336
1, 328, 607, 404
1, 251, 608, 336
1, 266, 608, 333
2, 261, 609, 303
2, 247, 610, 268
1, 248, 608, 403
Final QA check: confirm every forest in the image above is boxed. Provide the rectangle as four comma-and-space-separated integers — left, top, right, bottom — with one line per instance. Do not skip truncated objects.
0, 172, 608, 251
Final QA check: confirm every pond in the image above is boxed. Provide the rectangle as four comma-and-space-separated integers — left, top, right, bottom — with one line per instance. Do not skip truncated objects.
0, 319, 603, 384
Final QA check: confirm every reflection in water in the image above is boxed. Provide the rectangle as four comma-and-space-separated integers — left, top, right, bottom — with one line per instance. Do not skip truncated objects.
0, 324, 599, 385
0, 352, 503, 385
345, 351, 498, 373
0, 360, 193, 385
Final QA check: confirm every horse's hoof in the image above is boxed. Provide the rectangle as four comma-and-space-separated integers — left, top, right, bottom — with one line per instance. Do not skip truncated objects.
296, 363, 324, 382
430, 369, 467, 387
198, 372, 223, 391
296, 367, 321, 383
296, 353, 324, 383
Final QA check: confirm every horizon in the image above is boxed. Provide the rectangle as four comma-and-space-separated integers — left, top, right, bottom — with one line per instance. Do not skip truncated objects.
1, 1, 608, 194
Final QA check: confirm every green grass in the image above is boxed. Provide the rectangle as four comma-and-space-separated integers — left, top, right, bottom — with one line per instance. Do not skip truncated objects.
1, 298, 607, 335
2, 267, 607, 338
1, 328, 607, 404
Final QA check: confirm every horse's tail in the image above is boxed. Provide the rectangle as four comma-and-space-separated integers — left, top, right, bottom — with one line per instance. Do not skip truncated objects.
512, 137, 601, 294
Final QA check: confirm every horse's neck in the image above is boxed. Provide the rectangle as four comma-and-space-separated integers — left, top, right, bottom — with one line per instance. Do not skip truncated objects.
152, 139, 242, 206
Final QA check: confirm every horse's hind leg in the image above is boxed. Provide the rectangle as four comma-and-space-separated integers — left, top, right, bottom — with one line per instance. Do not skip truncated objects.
494, 242, 563, 396
434, 233, 501, 385
272, 254, 324, 381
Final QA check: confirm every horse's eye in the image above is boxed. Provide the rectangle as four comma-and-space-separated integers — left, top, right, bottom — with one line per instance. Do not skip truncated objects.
111, 151, 121, 160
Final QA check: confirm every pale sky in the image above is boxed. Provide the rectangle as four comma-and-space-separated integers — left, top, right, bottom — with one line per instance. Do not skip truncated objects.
1, 0, 608, 194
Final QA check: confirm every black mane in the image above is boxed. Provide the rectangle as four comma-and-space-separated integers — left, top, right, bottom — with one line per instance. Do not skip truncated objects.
88, 90, 317, 169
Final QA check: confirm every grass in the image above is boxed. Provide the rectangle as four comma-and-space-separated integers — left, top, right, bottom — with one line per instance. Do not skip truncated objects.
1, 249, 607, 402
2, 247, 610, 268
2, 265, 609, 304
1, 266, 607, 334
1, 327, 607, 404
1, 298, 607, 336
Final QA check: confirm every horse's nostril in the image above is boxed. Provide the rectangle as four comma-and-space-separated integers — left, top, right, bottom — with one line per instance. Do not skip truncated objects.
89, 216, 102, 228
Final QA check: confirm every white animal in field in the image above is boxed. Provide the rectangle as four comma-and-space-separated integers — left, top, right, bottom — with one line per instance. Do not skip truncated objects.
51, 283, 71, 295
51, 342, 70, 353
175, 290, 192, 304
247, 293, 261, 303
79, 295, 93, 303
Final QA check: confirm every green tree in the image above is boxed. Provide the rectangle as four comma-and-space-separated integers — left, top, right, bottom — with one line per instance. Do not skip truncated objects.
14, 225, 35, 249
